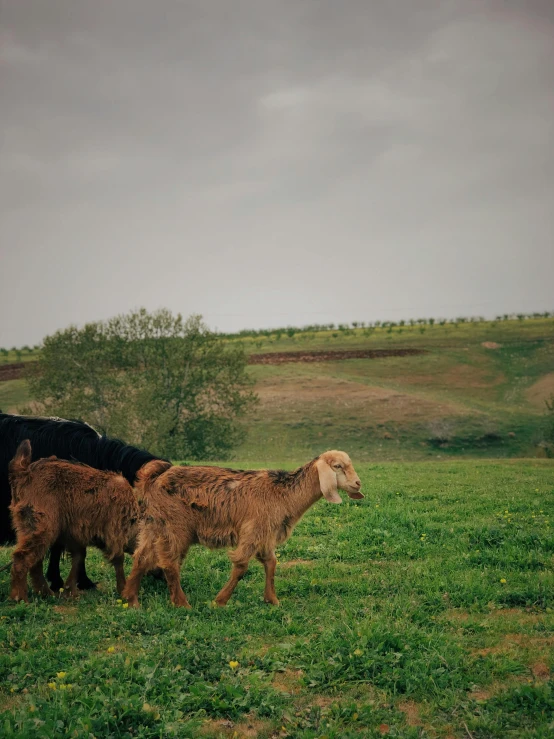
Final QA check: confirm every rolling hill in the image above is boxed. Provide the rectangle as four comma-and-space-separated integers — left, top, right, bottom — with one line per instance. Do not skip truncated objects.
1, 317, 553, 463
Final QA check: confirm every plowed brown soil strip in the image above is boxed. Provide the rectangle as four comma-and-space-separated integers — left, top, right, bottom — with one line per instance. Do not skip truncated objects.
0, 362, 25, 381
248, 348, 426, 364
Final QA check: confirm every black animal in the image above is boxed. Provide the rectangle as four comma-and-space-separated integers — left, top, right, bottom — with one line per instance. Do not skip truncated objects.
0, 413, 166, 591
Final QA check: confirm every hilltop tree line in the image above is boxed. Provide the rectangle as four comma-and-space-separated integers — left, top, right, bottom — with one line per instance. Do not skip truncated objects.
216, 311, 552, 340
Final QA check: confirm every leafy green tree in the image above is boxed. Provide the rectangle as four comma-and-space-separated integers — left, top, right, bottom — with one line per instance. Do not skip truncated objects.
25, 309, 257, 459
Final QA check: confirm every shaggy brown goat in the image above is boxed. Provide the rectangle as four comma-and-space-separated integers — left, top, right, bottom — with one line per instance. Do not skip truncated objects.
122, 451, 363, 608
8, 439, 140, 602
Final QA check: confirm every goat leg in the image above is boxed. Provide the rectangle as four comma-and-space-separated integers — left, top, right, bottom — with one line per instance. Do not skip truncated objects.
11, 541, 50, 603
215, 539, 259, 606
29, 559, 55, 597
163, 564, 191, 608
122, 543, 157, 608
156, 539, 191, 607
46, 541, 65, 592
10, 513, 52, 603
256, 551, 279, 605
46, 542, 96, 591
64, 549, 85, 597
10, 544, 32, 602
76, 549, 97, 590
109, 553, 126, 595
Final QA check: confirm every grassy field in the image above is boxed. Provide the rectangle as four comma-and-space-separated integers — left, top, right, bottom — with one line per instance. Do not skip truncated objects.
0, 349, 40, 365
233, 318, 554, 463
0, 380, 32, 414
1, 318, 553, 462
1, 459, 553, 738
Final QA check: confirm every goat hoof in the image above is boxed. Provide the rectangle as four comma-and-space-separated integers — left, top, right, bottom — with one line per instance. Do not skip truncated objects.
10, 594, 28, 603
265, 598, 280, 606
48, 578, 64, 592
77, 577, 97, 591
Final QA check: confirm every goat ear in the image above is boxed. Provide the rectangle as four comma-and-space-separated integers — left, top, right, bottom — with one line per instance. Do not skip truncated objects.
315, 459, 342, 504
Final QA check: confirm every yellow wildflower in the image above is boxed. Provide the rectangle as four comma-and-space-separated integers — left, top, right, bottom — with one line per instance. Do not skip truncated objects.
107, 646, 115, 653
56, 672, 67, 679
229, 660, 239, 669
353, 648, 363, 656
500, 578, 507, 584
122, 603, 129, 609
47, 682, 57, 690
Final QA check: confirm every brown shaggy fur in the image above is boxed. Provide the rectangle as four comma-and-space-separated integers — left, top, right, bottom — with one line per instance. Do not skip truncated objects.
122, 451, 363, 608
8, 439, 140, 602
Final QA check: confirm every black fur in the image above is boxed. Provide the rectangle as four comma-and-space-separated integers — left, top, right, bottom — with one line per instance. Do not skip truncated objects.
268, 465, 309, 489
0, 412, 168, 589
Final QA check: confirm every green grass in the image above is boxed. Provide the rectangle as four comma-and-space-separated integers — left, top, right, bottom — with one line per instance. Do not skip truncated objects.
0, 380, 31, 414
1, 459, 553, 737
0, 350, 40, 365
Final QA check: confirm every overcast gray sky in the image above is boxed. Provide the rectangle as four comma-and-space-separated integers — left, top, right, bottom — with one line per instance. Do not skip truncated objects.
1, 0, 553, 347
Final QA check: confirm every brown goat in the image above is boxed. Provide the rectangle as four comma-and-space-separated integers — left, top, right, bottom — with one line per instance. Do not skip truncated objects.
8, 439, 140, 602
122, 451, 363, 608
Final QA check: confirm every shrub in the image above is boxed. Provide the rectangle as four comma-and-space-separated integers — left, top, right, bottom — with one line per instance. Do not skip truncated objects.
25, 309, 257, 460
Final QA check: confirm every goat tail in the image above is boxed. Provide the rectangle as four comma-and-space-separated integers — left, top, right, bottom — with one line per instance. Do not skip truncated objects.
135, 459, 172, 484
10, 438, 32, 476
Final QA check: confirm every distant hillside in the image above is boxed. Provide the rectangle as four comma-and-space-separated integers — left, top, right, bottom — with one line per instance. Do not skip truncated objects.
230, 317, 554, 463
1, 317, 553, 463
